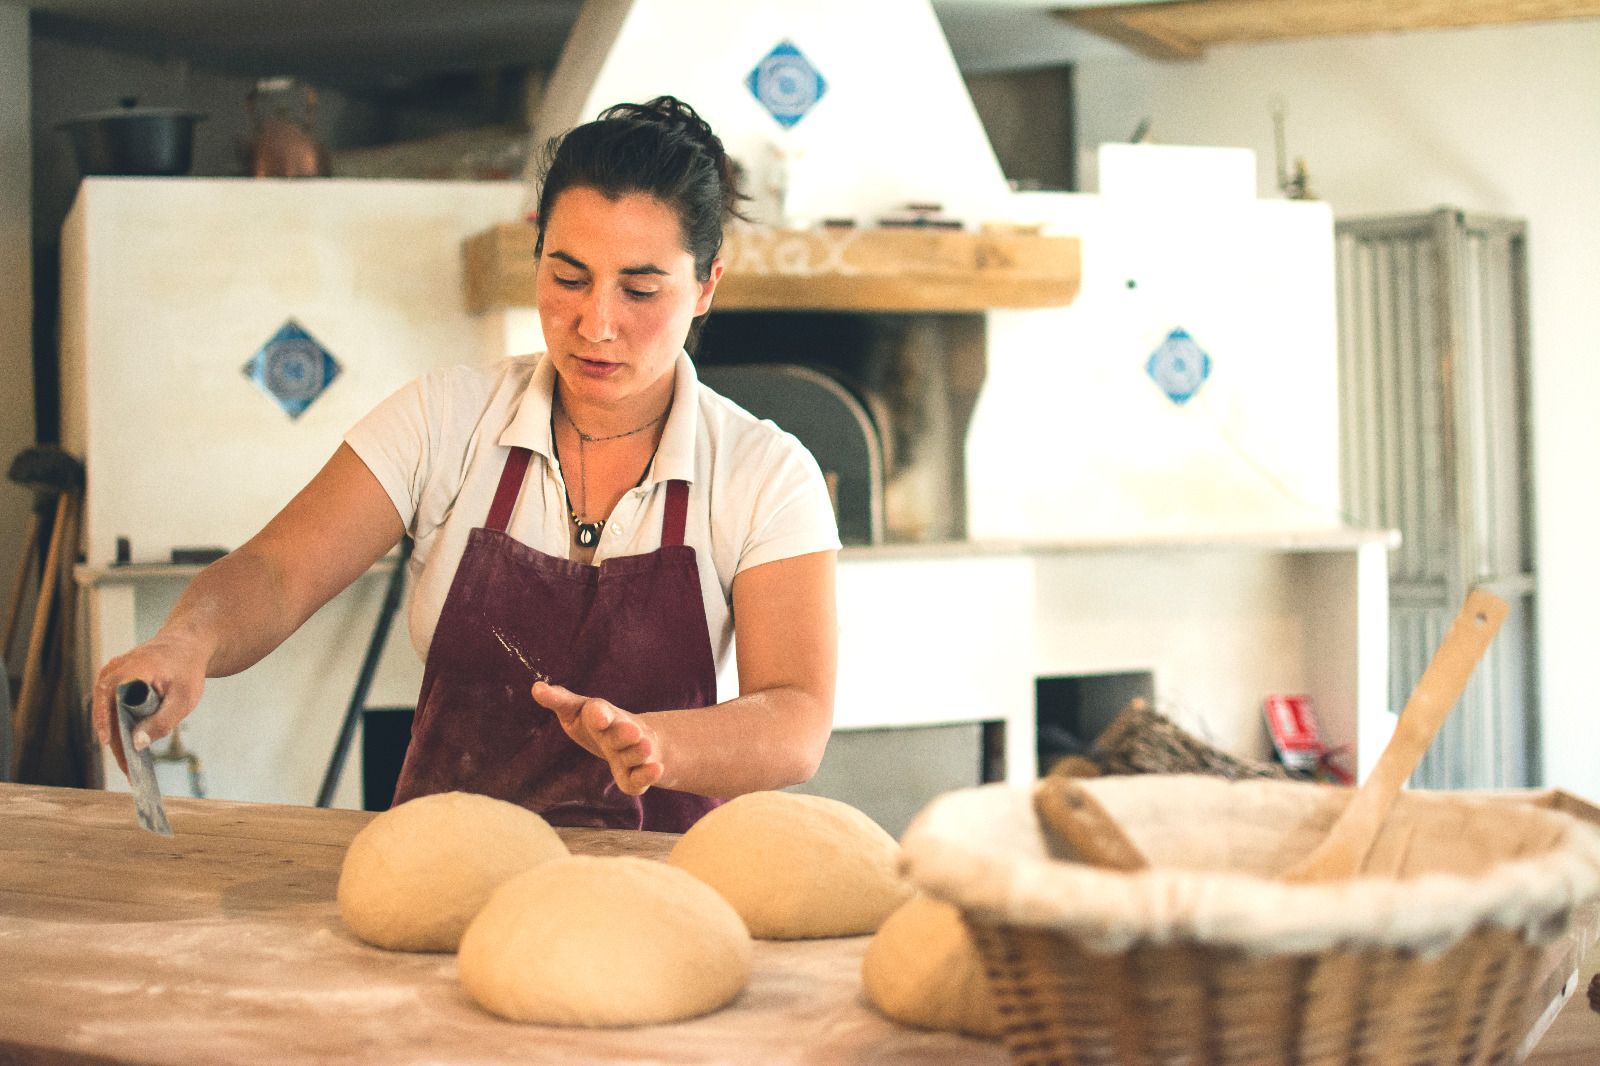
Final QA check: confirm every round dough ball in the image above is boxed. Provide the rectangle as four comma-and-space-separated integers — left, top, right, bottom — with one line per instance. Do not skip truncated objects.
337, 791, 568, 952
667, 791, 912, 939
863, 894, 1002, 1038
458, 855, 752, 1026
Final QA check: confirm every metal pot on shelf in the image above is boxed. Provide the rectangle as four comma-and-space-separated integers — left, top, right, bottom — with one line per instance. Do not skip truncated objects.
57, 97, 206, 177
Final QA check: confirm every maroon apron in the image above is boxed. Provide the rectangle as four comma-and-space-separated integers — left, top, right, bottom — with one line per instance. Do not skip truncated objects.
391, 445, 721, 832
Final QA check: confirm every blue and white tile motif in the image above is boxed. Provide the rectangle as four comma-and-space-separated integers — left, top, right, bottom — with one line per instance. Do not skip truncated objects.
242, 320, 341, 419
1146, 328, 1212, 405
747, 40, 827, 129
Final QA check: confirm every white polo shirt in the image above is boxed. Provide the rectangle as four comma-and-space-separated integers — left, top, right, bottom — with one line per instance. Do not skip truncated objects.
344, 351, 841, 695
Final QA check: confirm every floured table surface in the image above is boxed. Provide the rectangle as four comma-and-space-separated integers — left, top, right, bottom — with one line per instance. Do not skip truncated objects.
1, 783, 1002, 1066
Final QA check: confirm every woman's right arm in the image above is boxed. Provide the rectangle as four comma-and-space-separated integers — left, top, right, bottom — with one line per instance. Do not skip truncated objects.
92, 443, 406, 773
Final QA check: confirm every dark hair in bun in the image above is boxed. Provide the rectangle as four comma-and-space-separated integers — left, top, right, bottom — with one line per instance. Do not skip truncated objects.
533, 96, 748, 285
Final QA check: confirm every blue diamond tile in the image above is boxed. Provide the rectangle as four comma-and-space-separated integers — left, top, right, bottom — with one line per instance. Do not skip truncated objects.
243, 320, 341, 419
1146, 328, 1212, 405
747, 39, 827, 129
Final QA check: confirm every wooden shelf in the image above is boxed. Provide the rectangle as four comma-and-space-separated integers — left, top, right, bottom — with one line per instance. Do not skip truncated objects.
462, 223, 1081, 314
1060, 0, 1600, 60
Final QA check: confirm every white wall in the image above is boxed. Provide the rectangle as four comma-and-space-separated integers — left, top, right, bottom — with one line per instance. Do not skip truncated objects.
61, 178, 523, 569
1076, 19, 1600, 800
64, 179, 521, 807
0, 2, 35, 677
971, 187, 1343, 541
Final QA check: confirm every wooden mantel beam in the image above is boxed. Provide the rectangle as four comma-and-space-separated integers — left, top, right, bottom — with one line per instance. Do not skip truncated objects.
463, 223, 1082, 315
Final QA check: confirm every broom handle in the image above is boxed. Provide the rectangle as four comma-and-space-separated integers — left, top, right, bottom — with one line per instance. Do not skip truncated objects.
1, 511, 41, 662
12, 494, 71, 780
21, 495, 82, 782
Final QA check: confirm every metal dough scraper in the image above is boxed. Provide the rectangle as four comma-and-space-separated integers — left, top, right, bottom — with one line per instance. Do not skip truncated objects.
116, 680, 173, 836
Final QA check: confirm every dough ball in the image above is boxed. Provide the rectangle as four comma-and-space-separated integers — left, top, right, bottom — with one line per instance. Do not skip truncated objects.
458, 855, 752, 1026
667, 791, 912, 939
863, 894, 1003, 1038
337, 791, 568, 952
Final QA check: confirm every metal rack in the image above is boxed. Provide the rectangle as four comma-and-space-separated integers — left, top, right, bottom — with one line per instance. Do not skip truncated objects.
1336, 209, 1538, 789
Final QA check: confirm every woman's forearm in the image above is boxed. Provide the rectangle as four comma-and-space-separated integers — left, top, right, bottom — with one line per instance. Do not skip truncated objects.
157, 549, 309, 677
640, 550, 837, 799
646, 686, 832, 799
93, 446, 405, 761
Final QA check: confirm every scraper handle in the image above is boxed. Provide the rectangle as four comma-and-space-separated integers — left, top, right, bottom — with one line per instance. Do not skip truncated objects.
116, 679, 173, 836
117, 680, 162, 722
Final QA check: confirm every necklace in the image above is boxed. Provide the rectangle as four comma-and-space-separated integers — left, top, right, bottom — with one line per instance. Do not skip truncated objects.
555, 399, 669, 549
565, 407, 668, 444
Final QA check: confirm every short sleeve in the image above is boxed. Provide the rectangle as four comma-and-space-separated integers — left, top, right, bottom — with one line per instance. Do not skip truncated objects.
344, 371, 445, 537
735, 431, 843, 574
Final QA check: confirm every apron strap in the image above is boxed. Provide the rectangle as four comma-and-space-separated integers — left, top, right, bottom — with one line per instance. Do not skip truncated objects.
662, 480, 689, 547
486, 447, 533, 532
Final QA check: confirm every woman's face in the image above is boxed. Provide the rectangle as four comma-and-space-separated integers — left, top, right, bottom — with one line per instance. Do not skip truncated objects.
537, 186, 721, 414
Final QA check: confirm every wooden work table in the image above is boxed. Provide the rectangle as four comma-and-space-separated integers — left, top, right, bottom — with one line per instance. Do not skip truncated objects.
4, 782, 1597, 1065
0, 783, 999, 1066
1523, 934, 1600, 1065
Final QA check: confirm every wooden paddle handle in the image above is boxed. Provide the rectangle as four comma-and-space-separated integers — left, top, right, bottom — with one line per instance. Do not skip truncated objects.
1034, 776, 1149, 871
1282, 587, 1509, 883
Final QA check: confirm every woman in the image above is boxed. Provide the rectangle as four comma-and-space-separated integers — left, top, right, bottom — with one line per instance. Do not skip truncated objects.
92, 97, 840, 831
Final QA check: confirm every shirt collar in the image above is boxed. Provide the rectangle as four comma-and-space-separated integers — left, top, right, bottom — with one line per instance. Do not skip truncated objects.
498, 351, 700, 486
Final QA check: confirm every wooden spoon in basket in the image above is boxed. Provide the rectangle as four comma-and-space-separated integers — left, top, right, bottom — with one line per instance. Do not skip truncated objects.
1280, 587, 1510, 883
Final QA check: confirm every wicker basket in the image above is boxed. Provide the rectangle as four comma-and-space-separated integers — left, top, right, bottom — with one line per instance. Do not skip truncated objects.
899, 776, 1600, 1066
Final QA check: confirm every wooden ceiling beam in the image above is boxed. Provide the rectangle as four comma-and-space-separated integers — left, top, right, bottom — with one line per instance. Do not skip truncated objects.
1057, 0, 1600, 60
1065, 8, 1207, 59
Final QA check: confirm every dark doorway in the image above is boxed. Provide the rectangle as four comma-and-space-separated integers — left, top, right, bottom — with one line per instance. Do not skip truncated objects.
1035, 671, 1154, 775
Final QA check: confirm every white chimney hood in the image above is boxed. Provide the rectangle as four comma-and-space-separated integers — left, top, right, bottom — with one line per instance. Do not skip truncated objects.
530, 0, 1011, 226
466, 0, 1083, 316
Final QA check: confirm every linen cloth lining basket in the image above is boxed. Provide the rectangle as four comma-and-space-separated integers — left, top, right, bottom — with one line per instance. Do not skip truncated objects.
898, 775, 1600, 1066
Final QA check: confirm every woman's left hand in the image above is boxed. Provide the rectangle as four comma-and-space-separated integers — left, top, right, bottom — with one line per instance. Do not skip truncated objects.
531, 681, 665, 796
